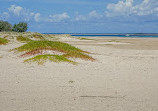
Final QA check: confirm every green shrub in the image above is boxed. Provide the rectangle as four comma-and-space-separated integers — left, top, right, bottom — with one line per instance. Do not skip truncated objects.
0, 21, 12, 32
12, 22, 28, 32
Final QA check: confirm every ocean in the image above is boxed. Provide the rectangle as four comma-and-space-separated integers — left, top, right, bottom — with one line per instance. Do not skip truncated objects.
43, 33, 158, 38
71, 34, 158, 38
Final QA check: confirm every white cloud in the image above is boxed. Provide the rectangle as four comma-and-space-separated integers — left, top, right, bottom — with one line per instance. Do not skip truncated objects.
3, 12, 10, 18
0, 5, 41, 22
132, 0, 158, 16
2, 12, 9, 16
106, 0, 158, 17
30, 12, 35, 16
75, 11, 102, 21
1, 5, 71, 23
8, 5, 23, 16
88, 10, 102, 18
34, 13, 40, 22
30, 13, 41, 22
75, 13, 86, 21
48, 13, 70, 22
0, 12, 10, 20
106, 0, 134, 16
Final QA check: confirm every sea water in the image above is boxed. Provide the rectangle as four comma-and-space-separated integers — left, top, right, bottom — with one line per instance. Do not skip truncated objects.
43, 33, 158, 38
71, 34, 158, 38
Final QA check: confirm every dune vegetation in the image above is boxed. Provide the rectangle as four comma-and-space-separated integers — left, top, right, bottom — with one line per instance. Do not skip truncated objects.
24, 54, 76, 65
12, 39, 95, 65
13, 40, 86, 53
78, 37, 94, 40
16, 35, 32, 42
0, 37, 9, 45
32, 33, 45, 40
63, 52, 95, 61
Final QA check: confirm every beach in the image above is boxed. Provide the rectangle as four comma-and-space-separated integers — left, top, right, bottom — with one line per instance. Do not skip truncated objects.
0, 35, 158, 111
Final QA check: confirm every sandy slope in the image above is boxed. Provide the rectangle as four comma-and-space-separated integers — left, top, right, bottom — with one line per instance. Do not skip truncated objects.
0, 37, 158, 111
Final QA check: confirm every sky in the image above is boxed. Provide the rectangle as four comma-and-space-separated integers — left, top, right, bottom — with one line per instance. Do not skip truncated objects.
0, 0, 158, 33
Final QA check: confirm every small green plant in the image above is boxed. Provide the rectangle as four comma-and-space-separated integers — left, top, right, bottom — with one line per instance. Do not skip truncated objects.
16, 36, 32, 42
24, 54, 76, 65
0, 38, 9, 45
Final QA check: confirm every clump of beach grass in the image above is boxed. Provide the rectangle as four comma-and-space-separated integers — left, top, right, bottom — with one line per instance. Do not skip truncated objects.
16, 35, 32, 42
0, 38, 9, 45
78, 37, 94, 40
24, 54, 76, 65
32, 33, 45, 40
12, 40, 95, 64
13, 40, 86, 54
63, 52, 95, 61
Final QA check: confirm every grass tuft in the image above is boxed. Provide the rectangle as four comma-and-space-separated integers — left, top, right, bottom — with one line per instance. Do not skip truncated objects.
78, 37, 94, 40
0, 38, 9, 45
12, 40, 95, 64
63, 52, 95, 61
24, 54, 76, 65
32, 33, 45, 40
16, 36, 32, 42
13, 40, 86, 53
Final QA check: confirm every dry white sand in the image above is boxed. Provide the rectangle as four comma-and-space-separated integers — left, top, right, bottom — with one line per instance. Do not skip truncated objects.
0, 36, 158, 111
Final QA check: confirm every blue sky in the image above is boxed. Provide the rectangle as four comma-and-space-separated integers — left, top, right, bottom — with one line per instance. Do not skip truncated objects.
0, 0, 158, 33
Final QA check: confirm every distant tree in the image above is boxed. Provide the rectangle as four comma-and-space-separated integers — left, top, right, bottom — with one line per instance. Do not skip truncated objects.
12, 22, 28, 32
0, 21, 12, 32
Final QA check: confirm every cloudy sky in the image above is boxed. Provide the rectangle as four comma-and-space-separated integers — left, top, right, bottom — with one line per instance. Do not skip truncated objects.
0, 0, 158, 33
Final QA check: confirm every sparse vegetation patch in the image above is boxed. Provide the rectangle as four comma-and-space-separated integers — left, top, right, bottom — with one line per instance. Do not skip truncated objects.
78, 37, 94, 40
32, 33, 45, 40
16, 36, 32, 42
24, 54, 76, 65
0, 38, 9, 45
11, 37, 95, 65
63, 52, 95, 61
13, 40, 86, 53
